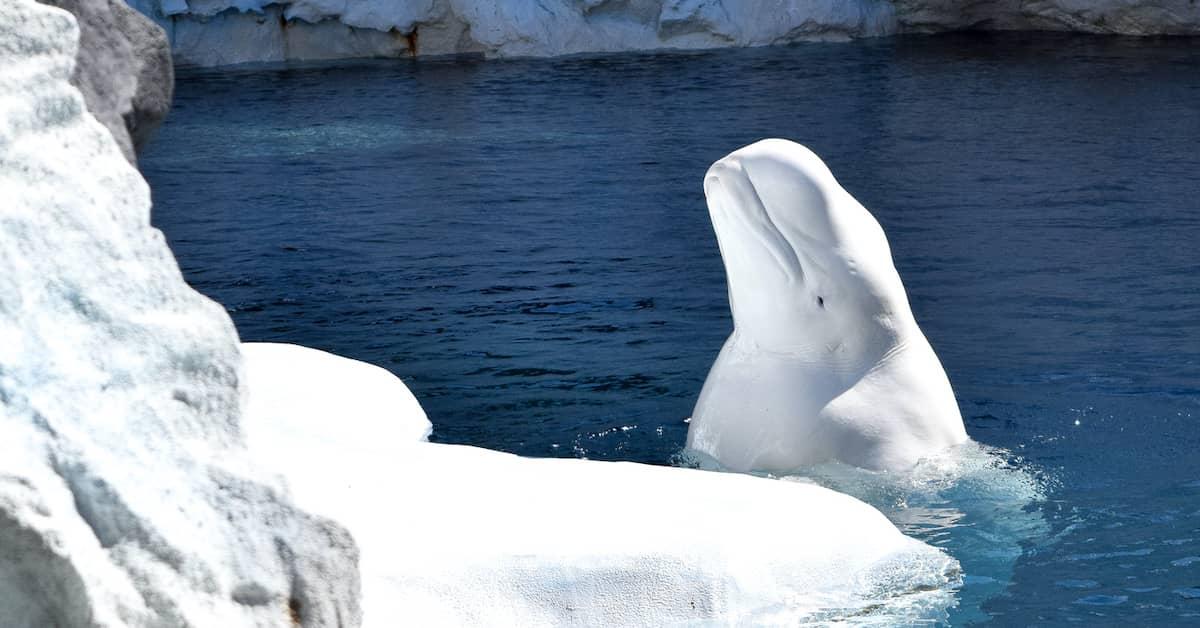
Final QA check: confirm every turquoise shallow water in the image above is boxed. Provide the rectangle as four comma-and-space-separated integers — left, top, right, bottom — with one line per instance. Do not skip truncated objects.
143, 32, 1200, 624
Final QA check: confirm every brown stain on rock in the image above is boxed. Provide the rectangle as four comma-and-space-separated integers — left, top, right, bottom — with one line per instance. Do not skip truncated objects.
389, 25, 419, 56
287, 597, 302, 626
405, 27, 419, 56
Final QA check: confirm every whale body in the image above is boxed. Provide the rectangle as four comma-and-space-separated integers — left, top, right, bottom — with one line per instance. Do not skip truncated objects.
686, 139, 968, 473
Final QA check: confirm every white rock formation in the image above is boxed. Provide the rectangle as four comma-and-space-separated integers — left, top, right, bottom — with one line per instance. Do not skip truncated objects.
894, 0, 1200, 35
241, 342, 432, 446
124, 0, 1200, 67
242, 344, 962, 626
39, 0, 173, 163
0, 2, 360, 624
125, 0, 897, 66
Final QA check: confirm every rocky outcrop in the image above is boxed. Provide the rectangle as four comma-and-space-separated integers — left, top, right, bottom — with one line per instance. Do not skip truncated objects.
39, 0, 173, 162
894, 0, 1200, 35
123, 0, 1200, 68
0, 1, 360, 624
126, 0, 897, 67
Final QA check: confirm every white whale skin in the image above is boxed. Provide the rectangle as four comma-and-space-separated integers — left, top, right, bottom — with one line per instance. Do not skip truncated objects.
687, 138, 968, 473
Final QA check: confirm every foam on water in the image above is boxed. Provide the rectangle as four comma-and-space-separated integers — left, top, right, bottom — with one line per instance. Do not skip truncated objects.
787, 444, 1051, 624
681, 441, 1051, 624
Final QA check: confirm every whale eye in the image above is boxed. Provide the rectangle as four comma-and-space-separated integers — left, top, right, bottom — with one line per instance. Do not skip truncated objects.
817, 296, 825, 308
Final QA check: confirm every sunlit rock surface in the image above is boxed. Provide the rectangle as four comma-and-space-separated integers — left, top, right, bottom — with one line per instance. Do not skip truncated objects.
0, 2, 359, 624
894, 0, 1200, 35
242, 342, 432, 446
39, 0, 173, 163
243, 345, 962, 626
125, 0, 897, 66
124, 0, 1200, 67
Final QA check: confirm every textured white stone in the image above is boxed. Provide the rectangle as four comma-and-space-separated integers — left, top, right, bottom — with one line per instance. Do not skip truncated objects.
125, 0, 1200, 67
894, 0, 1200, 35
39, 0, 173, 164
127, 0, 897, 66
285, 0, 439, 31
0, 2, 360, 624
242, 346, 961, 626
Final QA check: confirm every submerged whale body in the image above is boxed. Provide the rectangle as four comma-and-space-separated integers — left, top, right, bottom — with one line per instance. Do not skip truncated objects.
686, 139, 968, 473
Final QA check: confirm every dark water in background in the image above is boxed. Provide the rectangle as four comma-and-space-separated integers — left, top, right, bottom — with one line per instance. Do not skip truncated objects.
143, 32, 1200, 625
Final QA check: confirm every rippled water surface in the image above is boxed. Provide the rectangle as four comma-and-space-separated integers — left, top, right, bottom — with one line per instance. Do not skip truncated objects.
143, 33, 1200, 624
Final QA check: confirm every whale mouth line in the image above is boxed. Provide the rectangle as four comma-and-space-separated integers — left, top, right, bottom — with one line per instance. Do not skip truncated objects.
706, 164, 807, 285
742, 166, 809, 284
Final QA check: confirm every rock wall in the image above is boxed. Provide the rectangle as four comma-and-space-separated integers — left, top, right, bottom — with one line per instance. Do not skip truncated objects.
894, 0, 1200, 35
125, 0, 1200, 67
126, 0, 897, 66
39, 0, 173, 163
0, 1, 360, 624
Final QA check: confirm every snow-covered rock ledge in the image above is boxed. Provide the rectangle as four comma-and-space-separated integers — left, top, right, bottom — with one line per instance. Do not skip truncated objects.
125, 0, 1200, 68
0, 2, 359, 624
242, 343, 962, 625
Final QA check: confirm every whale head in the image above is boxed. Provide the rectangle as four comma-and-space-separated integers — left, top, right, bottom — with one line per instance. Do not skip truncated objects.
704, 139, 914, 370
692, 139, 967, 472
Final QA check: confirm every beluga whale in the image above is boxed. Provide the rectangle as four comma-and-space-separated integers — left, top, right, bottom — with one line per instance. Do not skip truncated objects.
686, 139, 968, 473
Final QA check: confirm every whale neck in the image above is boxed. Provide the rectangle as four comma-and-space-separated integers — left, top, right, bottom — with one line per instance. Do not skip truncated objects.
729, 289, 917, 376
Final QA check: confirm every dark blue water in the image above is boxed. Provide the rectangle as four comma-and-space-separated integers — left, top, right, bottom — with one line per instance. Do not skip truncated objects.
143, 32, 1200, 625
